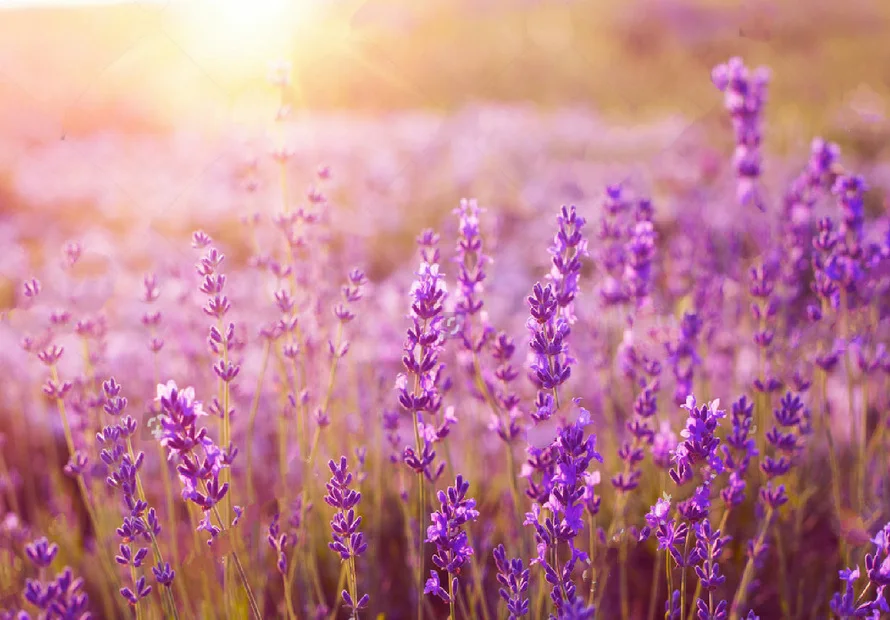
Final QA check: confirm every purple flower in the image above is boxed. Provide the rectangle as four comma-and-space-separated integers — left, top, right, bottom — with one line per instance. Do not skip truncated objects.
833, 174, 867, 242
399, 232, 449, 480
671, 395, 725, 485
547, 205, 588, 322
24, 538, 58, 568
623, 204, 657, 307
596, 185, 634, 307
831, 533, 890, 620
21, 542, 90, 617
493, 544, 530, 619
424, 570, 450, 604
452, 198, 490, 352
323, 456, 368, 612
712, 56, 771, 211
666, 312, 703, 405
426, 475, 480, 601
525, 413, 602, 615
154, 381, 233, 543
526, 206, 587, 420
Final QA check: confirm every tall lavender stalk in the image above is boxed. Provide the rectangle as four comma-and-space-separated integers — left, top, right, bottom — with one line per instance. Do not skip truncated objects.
154, 381, 261, 619
324, 456, 369, 619
523, 205, 599, 618
397, 229, 449, 620
99, 378, 178, 619
711, 57, 771, 212
425, 475, 480, 620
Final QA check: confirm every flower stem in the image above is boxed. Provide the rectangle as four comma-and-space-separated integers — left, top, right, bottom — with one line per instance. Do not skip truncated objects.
448, 570, 456, 620
49, 365, 120, 618
729, 507, 774, 620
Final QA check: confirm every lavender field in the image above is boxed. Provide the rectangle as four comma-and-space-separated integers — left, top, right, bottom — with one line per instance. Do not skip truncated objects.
2, 1, 890, 619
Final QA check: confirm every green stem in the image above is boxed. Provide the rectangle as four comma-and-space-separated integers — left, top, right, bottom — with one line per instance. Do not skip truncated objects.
203, 487, 263, 619
679, 529, 691, 618
729, 507, 774, 620
647, 549, 661, 620
306, 322, 345, 466
448, 570, 457, 620
127, 438, 180, 620
49, 366, 120, 619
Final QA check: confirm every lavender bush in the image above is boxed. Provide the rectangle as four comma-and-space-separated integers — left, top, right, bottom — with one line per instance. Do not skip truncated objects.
1, 56, 889, 620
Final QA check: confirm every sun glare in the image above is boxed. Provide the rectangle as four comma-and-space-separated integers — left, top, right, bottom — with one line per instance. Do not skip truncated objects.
170, 0, 323, 73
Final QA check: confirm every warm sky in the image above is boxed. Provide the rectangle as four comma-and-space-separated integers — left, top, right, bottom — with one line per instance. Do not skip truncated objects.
0, 0, 161, 6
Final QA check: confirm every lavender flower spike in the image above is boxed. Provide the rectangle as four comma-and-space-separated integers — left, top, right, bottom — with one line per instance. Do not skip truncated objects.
324, 456, 369, 616
712, 57, 771, 211
425, 475, 480, 618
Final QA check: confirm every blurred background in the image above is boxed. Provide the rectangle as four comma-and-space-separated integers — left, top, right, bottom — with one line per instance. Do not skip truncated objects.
1, 0, 889, 300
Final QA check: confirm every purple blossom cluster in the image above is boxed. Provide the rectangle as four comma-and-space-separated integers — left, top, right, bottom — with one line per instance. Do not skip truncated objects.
3, 52, 890, 620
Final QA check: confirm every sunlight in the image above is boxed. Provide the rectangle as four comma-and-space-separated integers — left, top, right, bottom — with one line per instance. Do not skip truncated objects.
170, 0, 324, 71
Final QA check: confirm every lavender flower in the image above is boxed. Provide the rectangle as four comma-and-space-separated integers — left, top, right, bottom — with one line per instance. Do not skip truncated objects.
666, 312, 703, 405
453, 198, 490, 352
21, 538, 91, 619
524, 417, 602, 617
692, 519, 730, 619
720, 396, 758, 510
154, 381, 234, 540
623, 199, 657, 307
399, 231, 449, 481
527, 205, 587, 421
493, 544, 531, 619
596, 185, 633, 307
324, 456, 369, 616
670, 395, 726, 486
712, 57, 771, 211
425, 475, 480, 616
98, 377, 178, 609
831, 521, 890, 618
546, 205, 588, 323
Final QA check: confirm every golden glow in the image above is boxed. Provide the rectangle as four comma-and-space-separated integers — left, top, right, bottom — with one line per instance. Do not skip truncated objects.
168, 0, 323, 76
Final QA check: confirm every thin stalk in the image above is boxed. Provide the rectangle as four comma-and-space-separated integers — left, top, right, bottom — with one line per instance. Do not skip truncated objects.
594, 491, 631, 612
679, 529, 691, 618
186, 501, 216, 618
665, 547, 674, 620
471, 352, 523, 530
49, 366, 120, 619
215, 316, 234, 613
202, 486, 263, 620
246, 339, 272, 506
818, 366, 846, 561
859, 373, 869, 510
687, 508, 730, 620
127, 438, 180, 620
282, 572, 297, 620
413, 433, 426, 620
131, 563, 142, 620
149, 331, 181, 599
729, 507, 774, 620
619, 532, 630, 620
647, 549, 662, 620
553, 543, 569, 608
534, 507, 551, 617
306, 322, 345, 465
775, 522, 790, 619
838, 293, 858, 516
441, 439, 491, 620
407, 314, 431, 620
448, 570, 457, 620
0, 449, 20, 515
327, 563, 349, 620
588, 513, 597, 607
